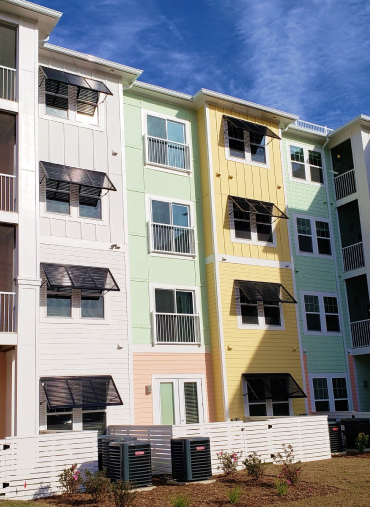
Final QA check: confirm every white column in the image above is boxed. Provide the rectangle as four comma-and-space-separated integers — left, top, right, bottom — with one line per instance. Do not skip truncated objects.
5, 349, 15, 437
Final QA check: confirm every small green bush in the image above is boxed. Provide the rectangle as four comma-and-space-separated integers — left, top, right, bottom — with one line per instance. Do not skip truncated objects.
170, 493, 191, 507
355, 432, 369, 454
59, 464, 83, 496
84, 468, 110, 503
110, 480, 136, 507
227, 485, 243, 504
242, 452, 265, 480
275, 479, 289, 496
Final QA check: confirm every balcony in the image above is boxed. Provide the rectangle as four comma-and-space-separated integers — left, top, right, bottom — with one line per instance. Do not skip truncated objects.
342, 242, 365, 272
154, 313, 200, 344
151, 223, 195, 256
334, 169, 356, 201
351, 319, 370, 348
0, 65, 16, 102
146, 135, 190, 172
0, 292, 16, 333
0, 173, 16, 212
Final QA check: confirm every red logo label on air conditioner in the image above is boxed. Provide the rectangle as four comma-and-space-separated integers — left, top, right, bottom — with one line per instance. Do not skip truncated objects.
135, 451, 145, 455
333, 428, 338, 431
196, 446, 205, 451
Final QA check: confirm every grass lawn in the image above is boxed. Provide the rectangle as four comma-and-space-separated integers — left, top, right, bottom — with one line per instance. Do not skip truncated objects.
1, 455, 370, 506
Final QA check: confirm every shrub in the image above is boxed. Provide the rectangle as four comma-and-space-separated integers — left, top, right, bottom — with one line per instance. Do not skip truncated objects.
242, 452, 265, 480
110, 480, 136, 507
227, 485, 243, 504
217, 451, 243, 474
355, 432, 369, 454
170, 493, 191, 507
59, 464, 83, 495
275, 478, 289, 496
84, 468, 111, 503
273, 444, 302, 485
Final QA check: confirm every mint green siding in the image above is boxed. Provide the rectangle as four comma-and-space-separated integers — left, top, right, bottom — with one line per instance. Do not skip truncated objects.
282, 132, 351, 378
124, 91, 209, 346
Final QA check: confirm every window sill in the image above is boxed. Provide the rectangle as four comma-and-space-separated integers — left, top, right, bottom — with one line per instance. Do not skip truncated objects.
296, 251, 333, 259
150, 250, 196, 260
289, 176, 325, 187
231, 237, 277, 248
40, 112, 104, 132
237, 323, 285, 331
303, 331, 342, 336
144, 163, 191, 176
225, 154, 270, 170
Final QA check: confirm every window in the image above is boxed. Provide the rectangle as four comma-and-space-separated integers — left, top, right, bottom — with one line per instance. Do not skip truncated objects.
79, 186, 102, 219
146, 115, 190, 171
0, 112, 16, 177
230, 197, 277, 244
240, 294, 282, 328
47, 408, 73, 431
303, 293, 340, 334
226, 120, 267, 165
245, 377, 290, 417
46, 180, 70, 214
47, 293, 72, 317
290, 145, 323, 184
150, 199, 194, 255
77, 88, 99, 116
82, 407, 107, 433
81, 294, 104, 318
154, 288, 199, 343
312, 376, 349, 412
45, 79, 69, 119
296, 216, 331, 256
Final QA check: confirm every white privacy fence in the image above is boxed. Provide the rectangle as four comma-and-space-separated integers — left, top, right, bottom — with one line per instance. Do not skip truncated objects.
107, 416, 331, 476
0, 431, 97, 501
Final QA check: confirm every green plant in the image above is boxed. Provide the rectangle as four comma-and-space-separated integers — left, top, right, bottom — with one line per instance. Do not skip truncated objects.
217, 450, 243, 474
59, 464, 83, 496
84, 468, 111, 503
275, 478, 289, 496
273, 444, 302, 485
170, 493, 191, 507
355, 432, 369, 454
227, 485, 242, 504
242, 452, 265, 480
110, 480, 136, 507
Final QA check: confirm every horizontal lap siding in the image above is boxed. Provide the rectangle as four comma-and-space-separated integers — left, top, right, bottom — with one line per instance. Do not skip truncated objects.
39, 244, 130, 425
0, 354, 5, 438
218, 262, 305, 419
133, 353, 216, 424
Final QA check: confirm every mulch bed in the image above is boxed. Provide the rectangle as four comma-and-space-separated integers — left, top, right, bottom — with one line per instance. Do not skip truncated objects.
334, 451, 370, 459
37, 470, 339, 507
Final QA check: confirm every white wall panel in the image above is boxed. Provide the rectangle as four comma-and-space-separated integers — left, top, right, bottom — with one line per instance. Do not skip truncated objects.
79, 128, 94, 169
65, 124, 79, 167
49, 121, 64, 164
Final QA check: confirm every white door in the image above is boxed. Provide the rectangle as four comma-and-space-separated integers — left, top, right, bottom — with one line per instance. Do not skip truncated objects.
155, 378, 204, 425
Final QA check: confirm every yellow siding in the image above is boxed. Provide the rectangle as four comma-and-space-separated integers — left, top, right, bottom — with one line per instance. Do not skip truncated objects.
209, 106, 291, 263
218, 262, 304, 419
205, 262, 225, 421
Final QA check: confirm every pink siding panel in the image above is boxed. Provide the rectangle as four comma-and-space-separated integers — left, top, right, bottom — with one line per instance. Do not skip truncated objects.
133, 352, 216, 424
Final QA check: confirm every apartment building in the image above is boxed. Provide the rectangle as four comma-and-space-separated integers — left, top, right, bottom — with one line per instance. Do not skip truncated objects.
123, 82, 216, 425
196, 93, 307, 421
0, 0, 142, 437
281, 122, 356, 414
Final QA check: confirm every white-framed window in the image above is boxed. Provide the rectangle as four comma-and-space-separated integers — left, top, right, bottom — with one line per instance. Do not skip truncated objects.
143, 111, 191, 173
149, 198, 195, 256
229, 197, 276, 246
311, 375, 349, 412
243, 376, 292, 417
302, 292, 340, 334
153, 376, 205, 425
236, 286, 284, 330
289, 143, 324, 184
294, 215, 332, 256
45, 290, 106, 321
224, 118, 269, 167
82, 406, 107, 433
152, 286, 200, 344
42, 180, 105, 222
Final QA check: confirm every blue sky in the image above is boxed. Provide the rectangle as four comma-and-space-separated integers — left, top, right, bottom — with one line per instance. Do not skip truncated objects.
40, 0, 370, 128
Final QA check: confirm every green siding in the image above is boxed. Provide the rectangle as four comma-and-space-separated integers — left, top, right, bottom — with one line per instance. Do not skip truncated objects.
124, 91, 210, 346
282, 132, 351, 378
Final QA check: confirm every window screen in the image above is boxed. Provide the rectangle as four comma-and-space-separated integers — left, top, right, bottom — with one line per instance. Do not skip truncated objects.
297, 218, 313, 252
313, 378, 330, 412
290, 146, 305, 179
324, 296, 340, 332
332, 378, 348, 411
184, 382, 199, 424
46, 180, 70, 214
304, 295, 321, 331
47, 293, 72, 317
309, 150, 323, 183
45, 79, 69, 118
316, 221, 331, 255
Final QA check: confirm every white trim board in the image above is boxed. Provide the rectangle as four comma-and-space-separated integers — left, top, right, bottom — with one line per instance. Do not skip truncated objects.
205, 253, 293, 270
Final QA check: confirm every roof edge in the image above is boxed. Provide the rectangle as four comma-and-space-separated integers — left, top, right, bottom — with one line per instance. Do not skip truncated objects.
133, 80, 193, 102
41, 43, 143, 77
1, 0, 61, 18
329, 114, 370, 137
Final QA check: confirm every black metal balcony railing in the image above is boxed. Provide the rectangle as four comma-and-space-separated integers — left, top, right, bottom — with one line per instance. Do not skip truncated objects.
351, 319, 370, 348
334, 170, 356, 201
342, 242, 365, 272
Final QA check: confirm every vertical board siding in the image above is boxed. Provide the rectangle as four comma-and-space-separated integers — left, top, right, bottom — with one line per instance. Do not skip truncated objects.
108, 416, 330, 476
133, 353, 216, 424
0, 432, 98, 500
39, 244, 131, 425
